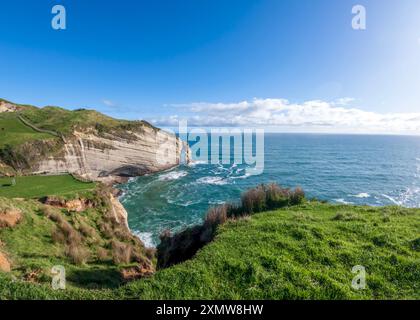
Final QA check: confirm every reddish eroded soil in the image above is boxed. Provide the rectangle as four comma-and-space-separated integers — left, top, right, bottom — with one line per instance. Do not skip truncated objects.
0, 208, 22, 228
0, 251, 11, 272
121, 262, 155, 281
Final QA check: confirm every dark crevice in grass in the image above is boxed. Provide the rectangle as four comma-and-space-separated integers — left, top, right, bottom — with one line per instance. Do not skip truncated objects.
157, 183, 305, 269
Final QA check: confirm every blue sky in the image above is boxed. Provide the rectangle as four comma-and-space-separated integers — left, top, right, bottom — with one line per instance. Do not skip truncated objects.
0, 0, 419, 133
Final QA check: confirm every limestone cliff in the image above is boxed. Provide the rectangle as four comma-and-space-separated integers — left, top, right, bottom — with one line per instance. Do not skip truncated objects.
0, 99, 191, 183
33, 127, 190, 184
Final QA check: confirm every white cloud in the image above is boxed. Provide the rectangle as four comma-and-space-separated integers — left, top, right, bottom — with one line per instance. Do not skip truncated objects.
102, 99, 117, 108
334, 97, 355, 106
151, 98, 420, 135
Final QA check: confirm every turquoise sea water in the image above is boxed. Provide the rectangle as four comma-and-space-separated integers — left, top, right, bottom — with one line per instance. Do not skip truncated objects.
120, 134, 420, 247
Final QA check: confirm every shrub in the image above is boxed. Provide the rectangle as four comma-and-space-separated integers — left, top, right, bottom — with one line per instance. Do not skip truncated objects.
51, 219, 82, 246
111, 240, 132, 265
99, 220, 114, 239
78, 223, 96, 238
43, 207, 64, 224
60, 220, 82, 245
205, 205, 228, 228
113, 227, 133, 242
241, 185, 267, 214
241, 184, 304, 214
65, 244, 90, 265
157, 183, 306, 269
96, 247, 109, 262
51, 226, 66, 244
290, 187, 305, 206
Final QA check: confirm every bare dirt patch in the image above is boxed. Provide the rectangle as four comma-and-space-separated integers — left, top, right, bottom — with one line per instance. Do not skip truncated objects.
0, 208, 22, 228
121, 262, 155, 281
0, 252, 11, 272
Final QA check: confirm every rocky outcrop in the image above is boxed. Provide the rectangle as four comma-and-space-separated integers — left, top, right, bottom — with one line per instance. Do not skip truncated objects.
42, 197, 93, 213
108, 193, 129, 228
121, 262, 155, 281
42, 192, 128, 225
0, 100, 19, 113
32, 127, 191, 184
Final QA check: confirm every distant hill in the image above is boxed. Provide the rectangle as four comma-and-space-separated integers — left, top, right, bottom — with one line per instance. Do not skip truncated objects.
0, 98, 187, 182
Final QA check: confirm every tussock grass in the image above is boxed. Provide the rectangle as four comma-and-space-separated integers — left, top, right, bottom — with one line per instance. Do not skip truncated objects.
158, 184, 306, 268
0, 201, 419, 299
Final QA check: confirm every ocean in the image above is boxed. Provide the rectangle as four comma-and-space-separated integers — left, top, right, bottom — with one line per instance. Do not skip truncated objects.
119, 134, 420, 247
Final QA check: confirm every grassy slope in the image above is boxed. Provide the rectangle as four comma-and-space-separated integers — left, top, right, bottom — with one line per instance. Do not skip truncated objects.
0, 98, 157, 151
0, 100, 157, 175
19, 105, 155, 137
0, 188, 142, 297
1, 202, 419, 300
20, 106, 124, 136
0, 175, 95, 199
0, 113, 53, 147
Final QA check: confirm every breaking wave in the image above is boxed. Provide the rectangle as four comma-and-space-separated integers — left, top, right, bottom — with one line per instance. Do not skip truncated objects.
158, 171, 188, 181
196, 176, 229, 185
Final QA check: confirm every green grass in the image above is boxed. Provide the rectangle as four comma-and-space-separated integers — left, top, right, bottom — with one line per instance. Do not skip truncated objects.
0, 197, 122, 298
20, 106, 154, 137
0, 113, 54, 147
1, 99, 158, 150
0, 201, 419, 300
20, 106, 122, 136
0, 175, 95, 199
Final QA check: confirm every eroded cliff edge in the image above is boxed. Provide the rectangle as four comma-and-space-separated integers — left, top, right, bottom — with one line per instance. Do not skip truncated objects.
33, 127, 190, 184
0, 99, 191, 184
0, 99, 192, 282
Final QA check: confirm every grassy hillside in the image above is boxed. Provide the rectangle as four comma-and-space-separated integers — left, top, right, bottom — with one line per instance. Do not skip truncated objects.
0, 175, 95, 199
19, 105, 156, 137
0, 100, 157, 144
0, 113, 54, 147
0, 184, 153, 296
20, 106, 124, 136
1, 201, 419, 300
0, 98, 158, 175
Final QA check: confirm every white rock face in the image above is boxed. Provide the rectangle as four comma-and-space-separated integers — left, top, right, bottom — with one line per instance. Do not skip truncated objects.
33, 126, 190, 183
0, 101, 19, 113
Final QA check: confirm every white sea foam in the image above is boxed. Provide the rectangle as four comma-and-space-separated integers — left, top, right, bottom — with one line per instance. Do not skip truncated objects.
196, 176, 228, 185
166, 196, 199, 207
381, 194, 401, 205
208, 200, 226, 205
134, 231, 156, 248
158, 171, 188, 181
334, 198, 353, 205
230, 172, 252, 180
188, 160, 207, 167
352, 193, 370, 198
180, 200, 200, 207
